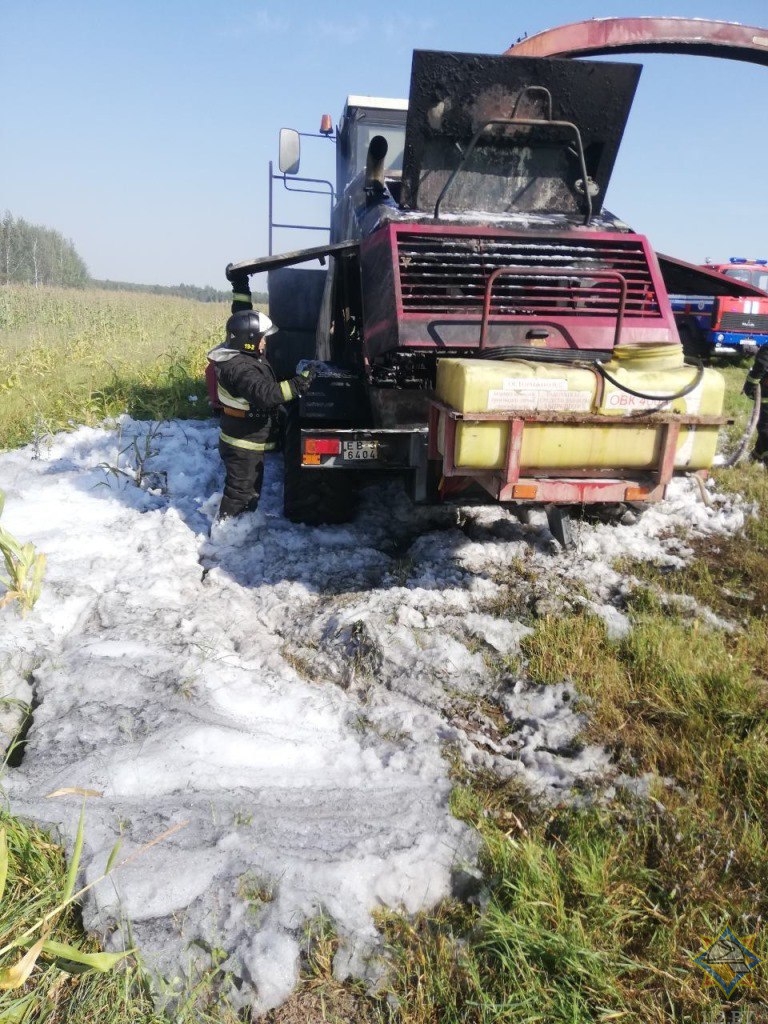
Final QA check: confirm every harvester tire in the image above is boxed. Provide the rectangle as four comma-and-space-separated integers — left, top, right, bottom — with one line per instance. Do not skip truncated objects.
282, 409, 359, 525
678, 322, 709, 361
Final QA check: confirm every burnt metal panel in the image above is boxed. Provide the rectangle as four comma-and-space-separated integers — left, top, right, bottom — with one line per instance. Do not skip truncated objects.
400, 50, 641, 217
299, 372, 370, 424
657, 253, 768, 298
360, 224, 401, 359
268, 267, 327, 331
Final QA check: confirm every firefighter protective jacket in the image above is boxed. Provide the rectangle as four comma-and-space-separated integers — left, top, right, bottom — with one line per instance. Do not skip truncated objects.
210, 351, 295, 451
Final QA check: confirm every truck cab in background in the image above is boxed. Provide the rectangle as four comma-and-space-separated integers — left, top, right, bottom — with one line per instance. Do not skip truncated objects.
670, 258, 768, 359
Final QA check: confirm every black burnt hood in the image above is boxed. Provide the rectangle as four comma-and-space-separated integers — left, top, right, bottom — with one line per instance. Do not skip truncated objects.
400, 49, 641, 221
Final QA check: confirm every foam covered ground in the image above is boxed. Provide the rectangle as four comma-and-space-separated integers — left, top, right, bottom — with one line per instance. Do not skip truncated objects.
0, 418, 746, 1011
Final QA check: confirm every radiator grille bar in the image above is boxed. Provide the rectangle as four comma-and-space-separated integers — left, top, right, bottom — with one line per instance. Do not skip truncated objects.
397, 234, 661, 318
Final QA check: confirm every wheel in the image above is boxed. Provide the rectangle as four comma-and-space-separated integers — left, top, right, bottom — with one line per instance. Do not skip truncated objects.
282, 408, 358, 525
678, 322, 709, 361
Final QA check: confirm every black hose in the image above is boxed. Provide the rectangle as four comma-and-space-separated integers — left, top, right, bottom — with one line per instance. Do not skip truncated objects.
476, 346, 596, 364
723, 382, 761, 467
477, 345, 705, 402
595, 360, 705, 402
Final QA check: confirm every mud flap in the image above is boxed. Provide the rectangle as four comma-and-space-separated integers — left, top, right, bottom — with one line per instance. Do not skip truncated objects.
546, 505, 575, 549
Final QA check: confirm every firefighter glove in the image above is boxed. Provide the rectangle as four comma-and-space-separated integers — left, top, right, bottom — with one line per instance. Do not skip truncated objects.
290, 367, 316, 397
743, 379, 758, 400
226, 263, 251, 296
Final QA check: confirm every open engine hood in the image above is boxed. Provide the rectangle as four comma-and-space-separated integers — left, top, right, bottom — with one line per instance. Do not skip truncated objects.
399, 50, 641, 220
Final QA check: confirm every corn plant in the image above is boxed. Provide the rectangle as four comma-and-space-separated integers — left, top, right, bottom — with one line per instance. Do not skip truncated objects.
0, 799, 130, 999
97, 422, 167, 493
0, 794, 187, 1014
0, 283, 226, 449
0, 491, 46, 615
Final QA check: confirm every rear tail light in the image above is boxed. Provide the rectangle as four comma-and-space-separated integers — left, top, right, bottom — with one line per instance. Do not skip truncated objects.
304, 438, 341, 455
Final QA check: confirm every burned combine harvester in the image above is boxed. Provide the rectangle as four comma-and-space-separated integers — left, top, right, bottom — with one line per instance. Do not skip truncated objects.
225, 22, 768, 540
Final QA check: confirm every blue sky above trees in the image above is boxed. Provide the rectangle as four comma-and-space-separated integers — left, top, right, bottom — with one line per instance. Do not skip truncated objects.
2, 0, 768, 288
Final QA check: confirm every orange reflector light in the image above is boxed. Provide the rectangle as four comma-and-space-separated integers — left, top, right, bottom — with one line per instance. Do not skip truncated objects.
305, 438, 341, 455
302, 453, 321, 466
625, 486, 650, 501
513, 484, 538, 499
319, 113, 333, 135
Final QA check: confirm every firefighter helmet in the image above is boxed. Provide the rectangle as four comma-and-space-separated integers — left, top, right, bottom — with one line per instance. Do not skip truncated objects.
224, 310, 278, 352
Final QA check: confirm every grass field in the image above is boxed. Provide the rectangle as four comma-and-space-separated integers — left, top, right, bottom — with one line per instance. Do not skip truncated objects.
1, 284, 766, 1023
0, 284, 226, 451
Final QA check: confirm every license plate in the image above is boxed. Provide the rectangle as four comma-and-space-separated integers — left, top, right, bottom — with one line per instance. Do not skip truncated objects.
343, 440, 378, 461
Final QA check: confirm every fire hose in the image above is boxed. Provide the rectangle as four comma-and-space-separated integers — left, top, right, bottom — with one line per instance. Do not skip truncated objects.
723, 382, 762, 468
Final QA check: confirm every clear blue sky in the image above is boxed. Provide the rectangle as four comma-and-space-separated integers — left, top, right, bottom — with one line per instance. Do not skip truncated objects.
2, 0, 768, 288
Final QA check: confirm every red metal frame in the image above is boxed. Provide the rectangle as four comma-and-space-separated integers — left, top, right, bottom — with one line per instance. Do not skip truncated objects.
479, 267, 628, 350
360, 222, 678, 359
504, 18, 768, 66
428, 401, 727, 505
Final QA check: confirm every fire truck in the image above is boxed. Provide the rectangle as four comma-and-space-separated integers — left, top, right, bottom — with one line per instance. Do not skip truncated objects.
670, 258, 768, 359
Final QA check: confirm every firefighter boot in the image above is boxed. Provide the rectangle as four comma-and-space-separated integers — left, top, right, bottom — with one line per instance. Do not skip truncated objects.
216, 495, 247, 521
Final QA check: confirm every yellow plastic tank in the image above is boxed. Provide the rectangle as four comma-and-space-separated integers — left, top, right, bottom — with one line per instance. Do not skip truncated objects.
435, 351, 724, 472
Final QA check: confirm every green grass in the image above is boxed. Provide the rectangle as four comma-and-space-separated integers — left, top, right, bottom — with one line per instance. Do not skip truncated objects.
0, 284, 228, 450
0, 811, 167, 1024
1, 286, 767, 1021
377, 371, 768, 1024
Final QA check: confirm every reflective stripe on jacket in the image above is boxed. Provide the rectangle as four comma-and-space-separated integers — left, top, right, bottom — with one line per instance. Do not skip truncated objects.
217, 381, 250, 412
220, 432, 277, 452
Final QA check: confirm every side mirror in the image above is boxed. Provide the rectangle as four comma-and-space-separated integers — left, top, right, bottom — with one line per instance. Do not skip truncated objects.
279, 128, 301, 175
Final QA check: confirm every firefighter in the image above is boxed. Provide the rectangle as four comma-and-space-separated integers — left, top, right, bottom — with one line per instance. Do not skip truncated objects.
208, 268, 314, 520
743, 345, 768, 464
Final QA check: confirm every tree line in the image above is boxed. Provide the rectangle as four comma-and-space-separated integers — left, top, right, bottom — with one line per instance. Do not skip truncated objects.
90, 279, 268, 304
90, 279, 236, 304
0, 212, 268, 304
1, 211, 88, 288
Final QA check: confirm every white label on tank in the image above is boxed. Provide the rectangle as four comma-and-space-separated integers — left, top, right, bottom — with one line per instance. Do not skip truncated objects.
488, 389, 592, 411
488, 390, 534, 409
501, 377, 568, 391
542, 391, 592, 411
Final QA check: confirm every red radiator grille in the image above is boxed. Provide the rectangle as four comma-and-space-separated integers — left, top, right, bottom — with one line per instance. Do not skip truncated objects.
396, 233, 662, 318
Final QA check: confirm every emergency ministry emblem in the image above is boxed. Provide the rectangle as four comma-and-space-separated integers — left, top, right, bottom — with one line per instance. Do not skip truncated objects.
692, 926, 761, 998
